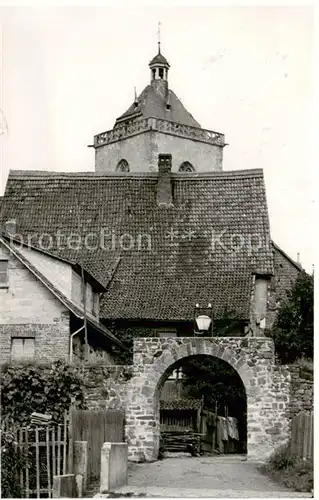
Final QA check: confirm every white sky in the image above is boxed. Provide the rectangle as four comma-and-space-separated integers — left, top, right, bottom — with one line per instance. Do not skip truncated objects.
0, 5, 314, 271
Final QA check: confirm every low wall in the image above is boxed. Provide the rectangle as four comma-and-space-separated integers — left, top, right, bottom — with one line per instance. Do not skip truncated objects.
82, 365, 129, 410
80, 350, 313, 464
100, 442, 128, 493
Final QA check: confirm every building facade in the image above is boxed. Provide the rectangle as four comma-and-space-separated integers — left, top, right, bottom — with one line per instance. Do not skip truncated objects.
0, 44, 302, 360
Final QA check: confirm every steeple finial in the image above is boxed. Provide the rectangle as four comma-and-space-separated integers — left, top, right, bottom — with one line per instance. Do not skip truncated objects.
157, 21, 161, 53
134, 87, 138, 107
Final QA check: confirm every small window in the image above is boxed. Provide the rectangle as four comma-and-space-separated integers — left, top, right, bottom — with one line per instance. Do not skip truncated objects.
159, 68, 164, 79
116, 159, 130, 172
0, 259, 8, 287
178, 161, 195, 173
11, 338, 35, 361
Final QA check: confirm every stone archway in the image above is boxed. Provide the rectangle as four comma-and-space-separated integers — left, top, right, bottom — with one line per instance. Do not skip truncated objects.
125, 337, 291, 463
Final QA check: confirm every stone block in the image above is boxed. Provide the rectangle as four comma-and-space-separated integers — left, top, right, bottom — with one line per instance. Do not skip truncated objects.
53, 474, 76, 498
73, 441, 88, 493
100, 442, 128, 493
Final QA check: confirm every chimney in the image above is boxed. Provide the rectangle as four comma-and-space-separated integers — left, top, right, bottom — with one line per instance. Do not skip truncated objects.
157, 154, 173, 206
5, 219, 17, 236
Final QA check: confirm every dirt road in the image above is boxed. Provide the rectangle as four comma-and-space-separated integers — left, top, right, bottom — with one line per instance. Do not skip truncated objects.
104, 454, 311, 497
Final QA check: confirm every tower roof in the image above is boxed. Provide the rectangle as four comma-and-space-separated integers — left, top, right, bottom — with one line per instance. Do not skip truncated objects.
114, 85, 200, 128
149, 49, 170, 68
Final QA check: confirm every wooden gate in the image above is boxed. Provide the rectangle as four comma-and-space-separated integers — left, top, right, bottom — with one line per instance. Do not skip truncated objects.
290, 412, 313, 461
70, 409, 125, 480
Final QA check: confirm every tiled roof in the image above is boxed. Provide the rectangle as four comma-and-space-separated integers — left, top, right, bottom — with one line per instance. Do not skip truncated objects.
271, 241, 302, 271
0, 236, 123, 347
0, 169, 273, 321
115, 86, 200, 128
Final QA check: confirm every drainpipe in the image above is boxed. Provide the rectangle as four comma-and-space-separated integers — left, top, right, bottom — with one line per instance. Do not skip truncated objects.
69, 325, 85, 362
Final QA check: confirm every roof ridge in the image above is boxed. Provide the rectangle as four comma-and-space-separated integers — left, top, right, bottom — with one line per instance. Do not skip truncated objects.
0, 233, 107, 291
0, 236, 123, 346
271, 240, 303, 271
7, 168, 264, 180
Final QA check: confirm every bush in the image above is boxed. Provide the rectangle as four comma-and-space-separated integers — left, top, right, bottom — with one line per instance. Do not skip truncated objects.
261, 444, 313, 493
0, 360, 86, 425
267, 445, 296, 470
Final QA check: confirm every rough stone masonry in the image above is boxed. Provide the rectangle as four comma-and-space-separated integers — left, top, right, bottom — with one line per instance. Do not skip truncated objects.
84, 337, 294, 463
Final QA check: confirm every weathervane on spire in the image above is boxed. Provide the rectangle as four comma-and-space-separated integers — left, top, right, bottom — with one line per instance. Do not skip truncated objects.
157, 21, 161, 53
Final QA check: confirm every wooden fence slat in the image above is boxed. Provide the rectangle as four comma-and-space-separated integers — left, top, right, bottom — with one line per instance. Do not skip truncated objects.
304, 414, 310, 460
57, 425, 61, 476
63, 413, 67, 475
68, 408, 74, 474
18, 428, 24, 493
25, 428, 30, 498
52, 427, 56, 477
310, 412, 314, 461
46, 427, 51, 498
70, 409, 125, 480
291, 412, 313, 461
35, 427, 40, 498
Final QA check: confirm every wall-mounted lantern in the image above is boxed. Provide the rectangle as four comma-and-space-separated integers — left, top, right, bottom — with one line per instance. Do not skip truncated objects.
194, 303, 213, 336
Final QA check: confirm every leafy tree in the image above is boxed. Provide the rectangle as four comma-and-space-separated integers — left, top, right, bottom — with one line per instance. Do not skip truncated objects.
181, 356, 246, 417
271, 271, 313, 363
180, 309, 247, 418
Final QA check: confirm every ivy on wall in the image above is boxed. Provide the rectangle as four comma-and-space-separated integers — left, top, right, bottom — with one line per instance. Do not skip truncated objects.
1, 360, 86, 425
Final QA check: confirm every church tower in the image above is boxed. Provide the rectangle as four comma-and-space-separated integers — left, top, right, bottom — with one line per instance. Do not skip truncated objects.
93, 43, 226, 173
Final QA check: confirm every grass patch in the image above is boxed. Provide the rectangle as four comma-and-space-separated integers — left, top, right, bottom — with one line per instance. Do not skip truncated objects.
260, 445, 313, 493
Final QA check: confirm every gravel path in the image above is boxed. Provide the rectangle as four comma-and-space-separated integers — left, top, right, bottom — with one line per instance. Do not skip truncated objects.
101, 454, 311, 498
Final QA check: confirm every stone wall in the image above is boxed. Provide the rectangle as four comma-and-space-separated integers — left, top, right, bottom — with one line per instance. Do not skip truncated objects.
78, 340, 312, 464
0, 244, 71, 363
289, 365, 313, 415
82, 364, 129, 411
9, 242, 72, 299
124, 337, 291, 462
95, 130, 223, 173
0, 245, 69, 326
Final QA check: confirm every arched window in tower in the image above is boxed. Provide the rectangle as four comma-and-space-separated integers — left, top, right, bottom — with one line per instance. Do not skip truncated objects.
116, 159, 130, 172
179, 161, 195, 173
